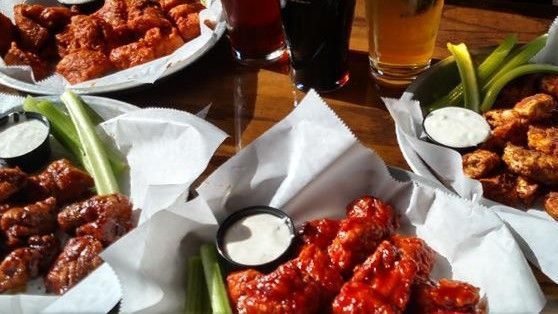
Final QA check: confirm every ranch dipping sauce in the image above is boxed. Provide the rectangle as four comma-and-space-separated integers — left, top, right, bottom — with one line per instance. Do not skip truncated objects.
223, 213, 293, 266
0, 118, 49, 158
423, 107, 490, 149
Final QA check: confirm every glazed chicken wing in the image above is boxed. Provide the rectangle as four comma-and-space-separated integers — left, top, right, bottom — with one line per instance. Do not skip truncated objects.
28, 234, 59, 273
22, 159, 94, 205
226, 269, 263, 306
56, 49, 114, 84
332, 241, 418, 313
391, 236, 435, 280
45, 236, 103, 294
300, 218, 340, 250
3, 42, 52, 81
462, 149, 500, 179
92, 0, 132, 43
0, 13, 15, 56
407, 279, 484, 314
328, 195, 399, 274
58, 193, 132, 246
0, 167, 27, 203
0, 248, 41, 293
0, 197, 57, 248
502, 143, 558, 185
528, 125, 558, 156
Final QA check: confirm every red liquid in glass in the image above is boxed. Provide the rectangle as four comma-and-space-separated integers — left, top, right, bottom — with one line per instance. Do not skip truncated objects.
221, 0, 285, 58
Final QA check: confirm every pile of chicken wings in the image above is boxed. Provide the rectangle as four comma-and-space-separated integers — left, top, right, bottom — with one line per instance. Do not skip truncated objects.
227, 195, 485, 313
462, 75, 558, 219
0, 0, 204, 84
0, 159, 133, 294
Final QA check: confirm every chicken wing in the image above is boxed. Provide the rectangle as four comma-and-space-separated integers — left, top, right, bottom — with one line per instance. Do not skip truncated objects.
528, 125, 558, 156
391, 236, 435, 280
126, 0, 171, 33
541, 75, 558, 100
514, 175, 540, 206
407, 279, 484, 314
92, 0, 132, 44
462, 149, 500, 179
0, 13, 15, 56
56, 49, 114, 84
55, 15, 112, 57
513, 93, 556, 121
27, 234, 59, 273
478, 172, 539, 207
1, 197, 57, 248
13, 4, 49, 50
484, 109, 521, 129
502, 143, 558, 185
332, 241, 418, 313
0, 167, 27, 203
300, 218, 340, 250
57, 193, 132, 246
45, 236, 103, 294
0, 248, 41, 293
544, 192, 558, 221
21, 159, 94, 205
226, 269, 263, 307
3, 41, 52, 81
167, 3, 202, 41
328, 195, 399, 274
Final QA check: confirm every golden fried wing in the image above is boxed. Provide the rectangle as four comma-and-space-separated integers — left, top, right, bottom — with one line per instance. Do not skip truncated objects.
541, 75, 558, 100
528, 125, 558, 156
502, 143, 558, 185
513, 93, 556, 121
544, 192, 558, 221
462, 149, 500, 179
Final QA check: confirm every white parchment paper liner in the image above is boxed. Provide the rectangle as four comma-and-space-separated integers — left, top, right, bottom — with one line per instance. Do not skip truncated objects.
104, 90, 545, 313
0, 93, 227, 314
0, 0, 225, 94
384, 18, 558, 284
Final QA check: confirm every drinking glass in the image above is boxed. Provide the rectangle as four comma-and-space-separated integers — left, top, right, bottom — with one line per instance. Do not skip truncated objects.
281, 0, 356, 92
365, 0, 444, 84
221, 0, 286, 65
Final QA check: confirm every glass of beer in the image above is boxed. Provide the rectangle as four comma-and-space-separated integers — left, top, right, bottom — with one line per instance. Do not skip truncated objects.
281, 0, 356, 92
365, 0, 444, 84
221, 0, 286, 65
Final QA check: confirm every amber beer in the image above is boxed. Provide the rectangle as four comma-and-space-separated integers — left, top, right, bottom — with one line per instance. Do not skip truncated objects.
366, 0, 444, 83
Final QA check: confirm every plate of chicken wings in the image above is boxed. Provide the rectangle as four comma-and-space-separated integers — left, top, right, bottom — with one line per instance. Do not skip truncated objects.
0, 0, 225, 94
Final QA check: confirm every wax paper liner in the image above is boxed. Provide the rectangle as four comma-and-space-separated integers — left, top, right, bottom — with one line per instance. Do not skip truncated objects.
0, 94, 227, 314
384, 17, 558, 284
0, 0, 225, 94
103, 90, 545, 313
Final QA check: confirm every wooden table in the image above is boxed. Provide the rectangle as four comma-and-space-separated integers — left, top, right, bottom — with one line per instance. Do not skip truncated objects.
1, 0, 557, 311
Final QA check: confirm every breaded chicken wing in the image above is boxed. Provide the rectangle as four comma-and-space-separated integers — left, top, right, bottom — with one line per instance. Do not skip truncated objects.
56, 49, 113, 84
332, 241, 418, 313
513, 93, 556, 121
1, 197, 57, 248
0, 13, 15, 55
479, 172, 518, 206
407, 279, 484, 314
502, 143, 558, 185
58, 193, 132, 246
328, 195, 399, 274
541, 75, 558, 100
544, 192, 558, 221
0, 248, 41, 293
3, 42, 52, 81
0, 167, 27, 203
528, 125, 558, 156
462, 149, 500, 179
515, 175, 540, 206
167, 3, 202, 41
45, 236, 103, 294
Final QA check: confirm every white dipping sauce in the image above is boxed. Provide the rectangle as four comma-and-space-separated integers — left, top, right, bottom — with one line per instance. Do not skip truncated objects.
423, 107, 490, 148
224, 213, 292, 266
0, 119, 49, 158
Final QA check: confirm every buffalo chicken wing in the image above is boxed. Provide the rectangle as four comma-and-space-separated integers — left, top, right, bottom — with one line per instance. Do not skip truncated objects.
407, 279, 484, 314
0, 13, 15, 55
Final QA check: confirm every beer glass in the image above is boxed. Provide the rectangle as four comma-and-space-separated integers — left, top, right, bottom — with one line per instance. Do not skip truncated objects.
365, 0, 444, 84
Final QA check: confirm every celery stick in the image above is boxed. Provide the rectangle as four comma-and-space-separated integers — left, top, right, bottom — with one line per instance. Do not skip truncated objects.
447, 43, 480, 112
61, 91, 119, 195
185, 256, 210, 314
481, 64, 558, 112
200, 244, 232, 314
427, 35, 517, 112
482, 34, 548, 92
24, 96, 128, 177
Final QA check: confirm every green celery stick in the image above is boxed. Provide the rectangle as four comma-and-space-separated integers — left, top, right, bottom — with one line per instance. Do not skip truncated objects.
185, 256, 210, 314
200, 244, 232, 314
447, 43, 480, 112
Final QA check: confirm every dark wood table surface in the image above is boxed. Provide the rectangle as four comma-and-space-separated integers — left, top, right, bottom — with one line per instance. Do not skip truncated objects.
2, 0, 558, 311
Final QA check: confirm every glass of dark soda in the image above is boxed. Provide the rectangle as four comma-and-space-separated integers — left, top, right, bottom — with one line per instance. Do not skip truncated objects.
281, 0, 356, 92
221, 0, 286, 65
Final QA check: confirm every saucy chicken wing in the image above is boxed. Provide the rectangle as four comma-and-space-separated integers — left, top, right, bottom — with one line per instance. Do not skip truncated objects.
167, 3, 202, 41
391, 236, 435, 280
92, 0, 132, 43
502, 143, 558, 186
300, 218, 340, 250
57, 193, 132, 246
0, 248, 41, 293
407, 279, 484, 314
3, 42, 52, 81
0, 167, 27, 203
13, 4, 49, 50
332, 241, 418, 313
55, 15, 112, 57
0, 13, 15, 56
328, 195, 399, 274
45, 236, 103, 294
27, 234, 59, 273
56, 49, 114, 84
126, 0, 171, 33
462, 149, 500, 179
1, 197, 57, 248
